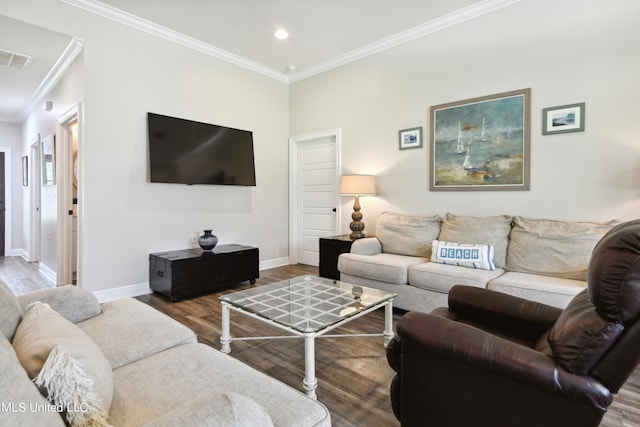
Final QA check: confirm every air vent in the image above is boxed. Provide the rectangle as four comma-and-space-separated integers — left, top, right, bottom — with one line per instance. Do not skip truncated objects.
0, 48, 33, 71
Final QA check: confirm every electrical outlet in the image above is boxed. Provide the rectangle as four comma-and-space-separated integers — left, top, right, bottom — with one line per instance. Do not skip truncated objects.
190, 233, 199, 245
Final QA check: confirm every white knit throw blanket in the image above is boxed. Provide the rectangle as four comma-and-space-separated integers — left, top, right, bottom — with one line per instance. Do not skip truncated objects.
33, 345, 111, 427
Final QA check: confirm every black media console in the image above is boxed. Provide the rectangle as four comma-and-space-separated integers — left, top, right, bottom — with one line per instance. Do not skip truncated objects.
149, 244, 259, 301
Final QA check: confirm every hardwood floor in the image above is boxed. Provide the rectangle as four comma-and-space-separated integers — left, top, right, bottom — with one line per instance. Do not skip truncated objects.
2, 256, 639, 426
0, 256, 55, 294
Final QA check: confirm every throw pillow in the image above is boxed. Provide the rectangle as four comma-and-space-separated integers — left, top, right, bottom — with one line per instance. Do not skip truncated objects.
12, 302, 113, 426
431, 240, 495, 270
17, 285, 102, 323
438, 213, 512, 268
34, 345, 111, 427
507, 217, 619, 280
376, 212, 441, 257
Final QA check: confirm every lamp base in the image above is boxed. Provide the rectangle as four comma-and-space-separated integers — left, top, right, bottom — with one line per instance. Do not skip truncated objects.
349, 229, 365, 239
349, 195, 366, 239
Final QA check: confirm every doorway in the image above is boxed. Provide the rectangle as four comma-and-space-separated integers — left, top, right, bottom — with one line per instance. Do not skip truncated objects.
57, 104, 81, 286
289, 129, 341, 266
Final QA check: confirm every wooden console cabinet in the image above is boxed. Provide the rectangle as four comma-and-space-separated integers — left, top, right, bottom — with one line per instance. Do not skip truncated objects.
149, 244, 259, 301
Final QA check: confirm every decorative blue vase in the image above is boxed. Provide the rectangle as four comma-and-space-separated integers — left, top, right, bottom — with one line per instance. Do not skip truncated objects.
198, 229, 218, 251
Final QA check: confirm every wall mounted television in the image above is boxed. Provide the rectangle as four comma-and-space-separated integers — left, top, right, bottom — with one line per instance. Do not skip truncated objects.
147, 112, 256, 186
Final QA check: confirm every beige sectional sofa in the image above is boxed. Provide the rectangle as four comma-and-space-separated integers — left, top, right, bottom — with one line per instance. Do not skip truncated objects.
0, 282, 331, 427
338, 212, 617, 313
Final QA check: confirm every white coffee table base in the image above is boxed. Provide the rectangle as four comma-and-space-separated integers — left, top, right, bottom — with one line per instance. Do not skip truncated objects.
220, 299, 395, 400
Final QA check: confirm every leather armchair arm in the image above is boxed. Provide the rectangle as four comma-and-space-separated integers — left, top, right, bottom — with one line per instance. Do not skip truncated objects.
441, 285, 563, 344
397, 311, 612, 411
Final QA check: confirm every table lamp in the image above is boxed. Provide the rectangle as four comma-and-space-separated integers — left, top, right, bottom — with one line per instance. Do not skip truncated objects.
339, 174, 376, 239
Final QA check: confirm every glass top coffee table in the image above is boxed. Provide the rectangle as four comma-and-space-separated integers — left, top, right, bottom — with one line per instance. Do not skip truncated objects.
219, 275, 396, 399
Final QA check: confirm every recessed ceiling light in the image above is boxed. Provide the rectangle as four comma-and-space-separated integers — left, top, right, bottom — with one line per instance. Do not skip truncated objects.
274, 29, 289, 40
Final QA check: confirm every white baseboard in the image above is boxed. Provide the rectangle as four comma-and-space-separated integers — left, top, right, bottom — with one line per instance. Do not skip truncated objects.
11, 248, 28, 259
93, 282, 151, 303
91, 256, 294, 303
259, 256, 290, 270
39, 263, 56, 284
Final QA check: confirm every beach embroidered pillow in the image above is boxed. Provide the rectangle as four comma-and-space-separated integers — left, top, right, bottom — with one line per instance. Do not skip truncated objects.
431, 240, 495, 270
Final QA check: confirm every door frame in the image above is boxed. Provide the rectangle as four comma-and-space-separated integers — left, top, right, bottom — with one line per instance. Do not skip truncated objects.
57, 103, 82, 286
288, 129, 341, 264
0, 147, 12, 257
29, 136, 41, 262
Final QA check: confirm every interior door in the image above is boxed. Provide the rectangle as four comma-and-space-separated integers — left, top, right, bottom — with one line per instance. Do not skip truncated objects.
296, 137, 337, 266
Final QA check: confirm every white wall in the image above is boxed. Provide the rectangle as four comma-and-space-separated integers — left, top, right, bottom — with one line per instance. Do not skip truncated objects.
4, 0, 291, 294
20, 55, 84, 276
290, 0, 640, 234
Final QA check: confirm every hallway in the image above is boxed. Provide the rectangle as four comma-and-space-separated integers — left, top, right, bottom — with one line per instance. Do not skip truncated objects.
0, 256, 55, 295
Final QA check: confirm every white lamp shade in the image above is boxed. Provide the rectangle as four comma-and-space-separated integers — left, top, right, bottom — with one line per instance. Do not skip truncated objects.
339, 175, 376, 196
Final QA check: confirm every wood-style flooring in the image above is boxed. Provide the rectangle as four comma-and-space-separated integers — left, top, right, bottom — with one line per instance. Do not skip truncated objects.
2, 257, 639, 426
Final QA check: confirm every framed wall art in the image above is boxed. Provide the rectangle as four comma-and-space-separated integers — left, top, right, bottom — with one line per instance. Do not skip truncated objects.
429, 88, 530, 191
42, 134, 55, 186
542, 102, 585, 135
22, 156, 28, 186
399, 127, 423, 150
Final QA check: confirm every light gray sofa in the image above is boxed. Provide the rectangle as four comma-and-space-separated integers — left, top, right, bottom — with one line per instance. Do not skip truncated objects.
338, 212, 617, 313
0, 282, 331, 427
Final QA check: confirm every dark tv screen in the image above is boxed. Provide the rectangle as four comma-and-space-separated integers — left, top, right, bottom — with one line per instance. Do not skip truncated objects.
147, 112, 256, 186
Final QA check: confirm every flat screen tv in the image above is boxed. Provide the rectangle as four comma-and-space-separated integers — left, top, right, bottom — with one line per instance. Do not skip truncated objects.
147, 112, 256, 186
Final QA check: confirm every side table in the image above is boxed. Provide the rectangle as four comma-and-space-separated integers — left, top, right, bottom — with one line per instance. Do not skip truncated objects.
319, 234, 370, 280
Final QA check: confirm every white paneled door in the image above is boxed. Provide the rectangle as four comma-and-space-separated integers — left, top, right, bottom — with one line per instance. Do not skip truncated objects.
291, 132, 339, 266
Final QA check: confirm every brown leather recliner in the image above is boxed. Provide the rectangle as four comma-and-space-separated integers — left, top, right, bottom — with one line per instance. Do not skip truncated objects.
387, 219, 640, 427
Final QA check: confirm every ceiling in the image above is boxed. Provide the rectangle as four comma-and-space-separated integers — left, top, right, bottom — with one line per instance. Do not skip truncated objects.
0, 0, 521, 123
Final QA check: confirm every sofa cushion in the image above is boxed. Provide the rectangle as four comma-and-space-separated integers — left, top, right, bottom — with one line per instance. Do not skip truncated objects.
109, 343, 331, 427
506, 217, 618, 280
431, 240, 495, 270
338, 253, 428, 285
376, 212, 441, 257
12, 302, 113, 420
0, 336, 66, 426
548, 290, 624, 374
142, 393, 274, 427
409, 262, 504, 293
17, 285, 102, 324
77, 298, 197, 369
488, 271, 586, 309
438, 213, 512, 268
0, 279, 22, 341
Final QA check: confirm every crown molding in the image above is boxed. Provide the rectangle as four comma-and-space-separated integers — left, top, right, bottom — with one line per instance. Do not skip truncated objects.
288, 0, 521, 82
60, 0, 520, 85
17, 37, 84, 122
60, 0, 290, 83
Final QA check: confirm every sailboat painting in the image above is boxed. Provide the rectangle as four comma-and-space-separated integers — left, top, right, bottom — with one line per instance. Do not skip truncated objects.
429, 88, 530, 191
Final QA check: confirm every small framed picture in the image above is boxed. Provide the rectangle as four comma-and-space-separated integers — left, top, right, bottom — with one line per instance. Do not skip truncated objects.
542, 102, 585, 135
399, 127, 423, 150
22, 156, 28, 186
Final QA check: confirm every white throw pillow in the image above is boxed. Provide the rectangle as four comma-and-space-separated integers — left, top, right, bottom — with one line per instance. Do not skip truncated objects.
431, 240, 495, 270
